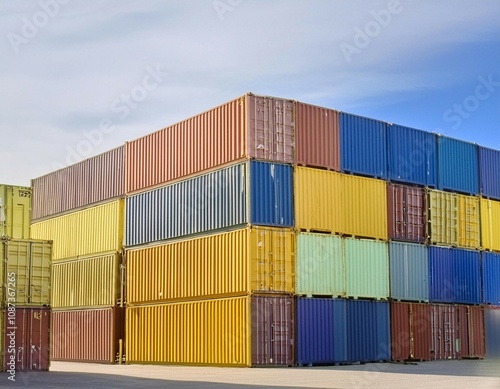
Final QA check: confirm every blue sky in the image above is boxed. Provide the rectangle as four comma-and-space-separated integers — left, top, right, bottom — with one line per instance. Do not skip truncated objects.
1, 0, 499, 186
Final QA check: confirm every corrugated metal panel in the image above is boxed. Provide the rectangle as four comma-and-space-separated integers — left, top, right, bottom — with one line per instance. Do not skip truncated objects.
485, 306, 500, 358
126, 227, 294, 305
296, 298, 347, 365
345, 238, 389, 300
347, 300, 391, 363
52, 252, 121, 309
387, 124, 438, 187
459, 305, 485, 359
251, 295, 294, 366
482, 251, 500, 305
430, 304, 460, 360
0, 239, 51, 306
3, 307, 50, 371
295, 233, 344, 297
340, 112, 387, 179
389, 242, 429, 302
0, 310, 3, 369
31, 146, 125, 221
437, 136, 479, 195
125, 297, 250, 366
0, 184, 31, 239
479, 146, 500, 200
51, 307, 124, 363
429, 247, 481, 305
427, 189, 458, 246
390, 302, 432, 362
295, 102, 340, 170
343, 174, 388, 239
387, 184, 426, 243
480, 198, 500, 252
457, 194, 480, 248
126, 161, 293, 247
30, 200, 124, 260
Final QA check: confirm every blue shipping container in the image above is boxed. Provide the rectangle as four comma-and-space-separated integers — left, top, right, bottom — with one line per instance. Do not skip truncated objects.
387, 124, 437, 187
437, 136, 479, 195
483, 252, 500, 305
485, 307, 500, 359
479, 146, 500, 200
389, 242, 429, 302
429, 247, 481, 304
340, 112, 387, 179
125, 161, 293, 246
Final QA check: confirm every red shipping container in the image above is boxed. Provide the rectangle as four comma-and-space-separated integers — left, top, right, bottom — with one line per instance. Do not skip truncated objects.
387, 184, 426, 242
458, 305, 485, 359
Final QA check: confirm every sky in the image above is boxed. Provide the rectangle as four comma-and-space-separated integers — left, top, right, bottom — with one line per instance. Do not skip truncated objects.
1, 0, 499, 186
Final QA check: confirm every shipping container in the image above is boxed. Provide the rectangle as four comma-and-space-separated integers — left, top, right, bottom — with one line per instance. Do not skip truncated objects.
478, 146, 500, 200
427, 189, 458, 246
458, 305, 485, 359
295, 233, 344, 297
0, 184, 31, 239
30, 199, 124, 260
389, 242, 429, 302
125, 93, 295, 194
295, 102, 340, 171
340, 112, 387, 178
126, 161, 293, 247
294, 167, 387, 239
0, 310, 3, 369
0, 238, 51, 306
31, 146, 125, 221
387, 184, 426, 243
126, 227, 294, 305
387, 124, 438, 187
126, 296, 294, 366
482, 251, 500, 305
345, 238, 389, 300
485, 306, 500, 359
457, 194, 480, 249
51, 307, 124, 363
430, 304, 460, 360
390, 302, 432, 361
437, 136, 479, 195
3, 307, 50, 371
52, 252, 122, 309
429, 247, 481, 305
480, 198, 500, 252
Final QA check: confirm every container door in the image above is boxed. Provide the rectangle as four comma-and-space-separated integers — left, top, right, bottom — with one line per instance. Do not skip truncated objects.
270, 297, 294, 366
406, 188, 425, 242
29, 308, 50, 370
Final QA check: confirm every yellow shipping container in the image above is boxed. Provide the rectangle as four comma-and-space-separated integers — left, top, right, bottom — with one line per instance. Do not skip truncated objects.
126, 226, 294, 305
481, 198, 500, 252
0, 184, 31, 239
294, 167, 387, 239
30, 200, 124, 260
457, 194, 480, 248
51, 252, 122, 309
427, 189, 459, 246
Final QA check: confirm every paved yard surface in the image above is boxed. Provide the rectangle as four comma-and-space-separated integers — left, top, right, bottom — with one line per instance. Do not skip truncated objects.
0, 359, 499, 388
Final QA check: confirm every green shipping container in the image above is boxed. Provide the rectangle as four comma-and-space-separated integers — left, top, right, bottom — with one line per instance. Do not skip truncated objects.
0, 238, 52, 306
295, 233, 345, 297
344, 238, 389, 300
0, 185, 31, 239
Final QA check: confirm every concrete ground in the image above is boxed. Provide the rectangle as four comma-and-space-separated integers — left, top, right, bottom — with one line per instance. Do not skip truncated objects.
0, 359, 499, 389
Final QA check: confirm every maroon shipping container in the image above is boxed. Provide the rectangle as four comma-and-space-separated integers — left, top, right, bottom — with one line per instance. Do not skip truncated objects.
251, 295, 294, 366
391, 302, 432, 361
387, 184, 426, 242
3, 307, 50, 371
296, 102, 340, 171
51, 307, 124, 364
458, 305, 485, 359
431, 304, 460, 360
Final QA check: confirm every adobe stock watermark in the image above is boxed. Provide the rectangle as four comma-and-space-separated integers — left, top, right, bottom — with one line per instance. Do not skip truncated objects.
7, 0, 70, 54
213, 0, 243, 21
51, 63, 167, 171
340, 0, 403, 63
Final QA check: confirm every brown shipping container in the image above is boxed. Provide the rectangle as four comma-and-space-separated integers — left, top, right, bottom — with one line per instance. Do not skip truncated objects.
387, 184, 426, 242
390, 302, 432, 362
3, 307, 50, 371
125, 93, 295, 194
51, 307, 124, 364
430, 304, 460, 360
296, 102, 340, 171
458, 305, 485, 359
31, 146, 124, 221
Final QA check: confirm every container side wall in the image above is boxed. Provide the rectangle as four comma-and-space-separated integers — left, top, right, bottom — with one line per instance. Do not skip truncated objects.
485, 307, 500, 359
482, 252, 500, 305
452, 249, 481, 305
479, 146, 500, 200
0, 185, 31, 239
480, 198, 500, 252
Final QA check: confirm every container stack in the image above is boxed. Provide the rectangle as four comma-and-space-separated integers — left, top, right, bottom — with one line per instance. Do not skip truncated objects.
0, 184, 51, 372
29, 147, 125, 364
124, 94, 296, 366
